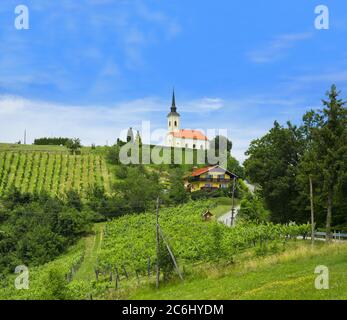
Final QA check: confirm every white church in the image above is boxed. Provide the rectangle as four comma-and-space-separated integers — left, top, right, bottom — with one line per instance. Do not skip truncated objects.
165, 91, 210, 150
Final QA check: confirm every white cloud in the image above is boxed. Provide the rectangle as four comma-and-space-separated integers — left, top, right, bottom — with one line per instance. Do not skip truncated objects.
247, 32, 312, 63
183, 98, 225, 112
0, 95, 225, 147
0, 92, 310, 163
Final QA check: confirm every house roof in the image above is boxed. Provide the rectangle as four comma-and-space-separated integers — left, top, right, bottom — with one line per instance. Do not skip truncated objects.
190, 165, 238, 178
169, 129, 208, 141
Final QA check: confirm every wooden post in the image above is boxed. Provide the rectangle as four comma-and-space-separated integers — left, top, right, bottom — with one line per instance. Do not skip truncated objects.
136, 270, 140, 285
115, 265, 120, 281
122, 265, 128, 280
156, 197, 160, 289
309, 175, 315, 246
231, 177, 237, 226
147, 256, 151, 278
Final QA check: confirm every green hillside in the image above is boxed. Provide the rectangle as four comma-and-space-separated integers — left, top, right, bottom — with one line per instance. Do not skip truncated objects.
128, 242, 347, 300
0, 151, 112, 198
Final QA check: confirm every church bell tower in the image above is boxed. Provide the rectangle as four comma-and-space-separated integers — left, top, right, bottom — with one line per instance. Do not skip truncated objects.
167, 90, 180, 133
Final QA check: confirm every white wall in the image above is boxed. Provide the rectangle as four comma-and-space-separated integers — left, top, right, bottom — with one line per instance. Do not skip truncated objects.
166, 135, 209, 150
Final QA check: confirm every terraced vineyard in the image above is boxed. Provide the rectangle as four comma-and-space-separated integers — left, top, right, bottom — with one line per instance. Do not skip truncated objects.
0, 152, 112, 198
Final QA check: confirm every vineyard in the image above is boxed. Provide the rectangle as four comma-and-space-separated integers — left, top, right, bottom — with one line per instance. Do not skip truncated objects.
0, 239, 86, 300
97, 201, 311, 277
0, 152, 112, 198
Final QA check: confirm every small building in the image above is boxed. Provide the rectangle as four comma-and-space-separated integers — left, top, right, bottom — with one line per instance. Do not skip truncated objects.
185, 165, 237, 192
202, 210, 214, 221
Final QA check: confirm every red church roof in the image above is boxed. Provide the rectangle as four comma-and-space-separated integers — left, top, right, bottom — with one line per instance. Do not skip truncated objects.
169, 129, 208, 141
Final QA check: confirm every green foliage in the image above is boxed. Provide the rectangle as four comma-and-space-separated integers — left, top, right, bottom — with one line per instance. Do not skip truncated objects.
44, 268, 70, 300
238, 192, 270, 223
34, 137, 70, 146
0, 190, 92, 276
227, 155, 245, 179
244, 121, 305, 223
106, 145, 121, 165
167, 168, 189, 205
191, 188, 229, 200
244, 85, 347, 230
0, 239, 85, 300
0, 152, 111, 198
66, 138, 82, 155
98, 200, 310, 279
114, 166, 161, 213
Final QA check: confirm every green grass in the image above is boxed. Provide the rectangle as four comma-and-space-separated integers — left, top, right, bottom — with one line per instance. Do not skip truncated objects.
74, 223, 104, 281
210, 197, 238, 218
0, 143, 68, 153
127, 242, 347, 300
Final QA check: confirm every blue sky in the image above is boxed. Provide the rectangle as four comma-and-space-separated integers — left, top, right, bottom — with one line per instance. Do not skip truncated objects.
0, 0, 347, 161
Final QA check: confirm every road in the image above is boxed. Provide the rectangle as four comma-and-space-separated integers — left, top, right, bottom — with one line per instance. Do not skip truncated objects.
218, 205, 240, 227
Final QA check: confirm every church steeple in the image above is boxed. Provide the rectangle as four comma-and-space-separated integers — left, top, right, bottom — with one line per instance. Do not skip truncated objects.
167, 89, 180, 117
171, 90, 177, 112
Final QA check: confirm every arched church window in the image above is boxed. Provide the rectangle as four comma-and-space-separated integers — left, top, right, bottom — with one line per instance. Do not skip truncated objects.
193, 144, 196, 149
174, 121, 177, 127
169, 121, 171, 127
200, 145, 203, 149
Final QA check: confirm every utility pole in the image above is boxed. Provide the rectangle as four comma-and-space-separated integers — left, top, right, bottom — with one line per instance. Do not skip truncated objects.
155, 197, 160, 289
230, 176, 237, 226
24, 129, 26, 145
309, 175, 315, 246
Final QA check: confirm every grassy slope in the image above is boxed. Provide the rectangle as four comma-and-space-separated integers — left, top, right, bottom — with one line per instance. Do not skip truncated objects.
128, 242, 347, 300
74, 223, 104, 281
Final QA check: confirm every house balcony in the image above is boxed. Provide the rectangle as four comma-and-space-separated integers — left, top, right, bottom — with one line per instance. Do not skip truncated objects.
189, 177, 231, 183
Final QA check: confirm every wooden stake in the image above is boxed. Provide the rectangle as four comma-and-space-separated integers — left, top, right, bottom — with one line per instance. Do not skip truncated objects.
147, 256, 151, 278
231, 177, 237, 226
156, 197, 160, 289
309, 175, 315, 246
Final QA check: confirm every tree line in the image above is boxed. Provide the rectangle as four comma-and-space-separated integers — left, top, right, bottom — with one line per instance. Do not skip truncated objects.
244, 85, 347, 238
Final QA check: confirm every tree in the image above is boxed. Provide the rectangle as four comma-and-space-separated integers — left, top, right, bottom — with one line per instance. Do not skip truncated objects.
44, 268, 70, 300
244, 121, 306, 223
238, 192, 270, 223
115, 166, 162, 213
106, 145, 121, 165
167, 168, 189, 204
227, 155, 245, 179
66, 138, 82, 155
306, 85, 347, 240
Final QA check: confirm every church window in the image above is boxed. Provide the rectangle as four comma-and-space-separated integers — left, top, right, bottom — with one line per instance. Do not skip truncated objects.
169, 121, 171, 127
200, 145, 203, 149
193, 144, 196, 149
185, 144, 188, 148
174, 121, 177, 127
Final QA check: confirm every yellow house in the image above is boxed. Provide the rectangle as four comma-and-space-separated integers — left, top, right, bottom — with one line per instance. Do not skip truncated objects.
185, 165, 237, 192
